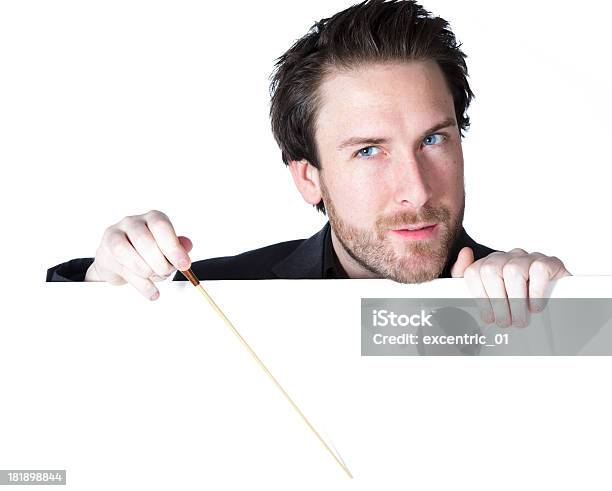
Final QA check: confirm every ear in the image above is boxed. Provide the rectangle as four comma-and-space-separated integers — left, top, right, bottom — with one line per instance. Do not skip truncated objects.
288, 159, 323, 206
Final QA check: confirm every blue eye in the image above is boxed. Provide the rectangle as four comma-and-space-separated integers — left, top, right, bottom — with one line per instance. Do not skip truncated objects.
357, 146, 381, 158
423, 134, 445, 146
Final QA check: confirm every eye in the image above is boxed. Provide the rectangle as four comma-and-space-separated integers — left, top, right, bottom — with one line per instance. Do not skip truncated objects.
422, 133, 446, 146
356, 146, 381, 158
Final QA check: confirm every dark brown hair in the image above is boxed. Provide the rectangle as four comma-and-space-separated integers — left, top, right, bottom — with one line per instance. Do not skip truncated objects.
269, 0, 473, 213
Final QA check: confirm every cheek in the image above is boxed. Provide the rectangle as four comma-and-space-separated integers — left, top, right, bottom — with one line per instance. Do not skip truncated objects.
433, 163, 463, 197
325, 170, 388, 223
427, 149, 464, 201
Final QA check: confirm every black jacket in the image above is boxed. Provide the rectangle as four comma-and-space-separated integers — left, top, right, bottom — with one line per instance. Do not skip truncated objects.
46, 222, 496, 282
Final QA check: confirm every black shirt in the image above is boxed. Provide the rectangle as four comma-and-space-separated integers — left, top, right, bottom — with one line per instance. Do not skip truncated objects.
322, 224, 349, 279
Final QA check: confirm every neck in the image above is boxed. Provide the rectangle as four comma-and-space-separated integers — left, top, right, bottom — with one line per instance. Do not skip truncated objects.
330, 227, 380, 279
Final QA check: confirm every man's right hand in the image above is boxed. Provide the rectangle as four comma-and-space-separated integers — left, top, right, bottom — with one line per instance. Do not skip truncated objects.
85, 210, 193, 300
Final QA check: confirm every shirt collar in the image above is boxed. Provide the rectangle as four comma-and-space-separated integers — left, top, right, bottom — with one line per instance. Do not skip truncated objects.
322, 224, 349, 279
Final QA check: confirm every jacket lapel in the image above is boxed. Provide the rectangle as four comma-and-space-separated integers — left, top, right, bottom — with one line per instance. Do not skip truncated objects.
271, 222, 330, 279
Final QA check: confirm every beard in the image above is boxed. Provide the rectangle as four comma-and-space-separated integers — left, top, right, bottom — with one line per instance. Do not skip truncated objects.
320, 180, 464, 283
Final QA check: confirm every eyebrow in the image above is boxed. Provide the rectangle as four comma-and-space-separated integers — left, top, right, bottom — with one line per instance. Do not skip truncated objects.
336, 117, 457, 151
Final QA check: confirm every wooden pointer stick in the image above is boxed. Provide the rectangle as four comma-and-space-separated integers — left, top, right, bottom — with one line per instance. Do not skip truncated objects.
179, 268, 353, 479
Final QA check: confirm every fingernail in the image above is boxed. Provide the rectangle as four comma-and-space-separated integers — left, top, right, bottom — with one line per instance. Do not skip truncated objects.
150, 291, 160, 301
496, 318, 509, 328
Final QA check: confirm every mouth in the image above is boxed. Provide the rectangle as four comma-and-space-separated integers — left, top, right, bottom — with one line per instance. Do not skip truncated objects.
389, 223, 438, 240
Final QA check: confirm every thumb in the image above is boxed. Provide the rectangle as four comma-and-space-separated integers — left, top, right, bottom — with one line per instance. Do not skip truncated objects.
178, 235, 193, 254
451, 246, 475, 278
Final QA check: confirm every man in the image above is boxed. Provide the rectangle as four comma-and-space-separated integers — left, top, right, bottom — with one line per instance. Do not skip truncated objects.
47, 0, 570, 327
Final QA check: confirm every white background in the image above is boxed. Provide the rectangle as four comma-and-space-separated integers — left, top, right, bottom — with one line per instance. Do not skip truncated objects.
0, 0, 611, 279
1, 1, 612, 490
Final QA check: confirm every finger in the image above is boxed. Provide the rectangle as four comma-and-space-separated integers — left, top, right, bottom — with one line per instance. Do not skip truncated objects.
119, 265, 160, 300
105, 229, 156, 279
145, 211, 191, 271
451, 247, 475, 278
462, 261, 495, 324
178, 235, 193, 254
478, 253, 512, 327
92, 255, 127, 285
150, 274, 170, 282
501, 256, 533, 327
528, 256, 569, 312
121, 219, 176, 278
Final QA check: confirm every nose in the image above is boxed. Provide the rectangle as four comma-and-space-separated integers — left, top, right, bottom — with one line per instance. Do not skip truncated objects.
391, 154, 433, 209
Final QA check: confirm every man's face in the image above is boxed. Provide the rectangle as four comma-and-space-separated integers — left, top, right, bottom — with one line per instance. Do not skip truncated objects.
314, 60, 465, 283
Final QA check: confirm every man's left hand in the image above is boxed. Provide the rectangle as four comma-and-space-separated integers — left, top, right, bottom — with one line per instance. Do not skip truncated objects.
451, 248, 571, 327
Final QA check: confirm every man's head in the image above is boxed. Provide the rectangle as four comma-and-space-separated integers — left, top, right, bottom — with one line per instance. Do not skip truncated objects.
269, 0, 472, 283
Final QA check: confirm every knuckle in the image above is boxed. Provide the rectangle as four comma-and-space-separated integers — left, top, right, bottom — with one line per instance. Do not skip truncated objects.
480, 263, 499, 278
529, 260, 549, 276
149, 259, 174, 278
502, 262, 525, 279
106, 231, 126, 254
463, 266, 479, 281
139, 264, 155, 278
509, 248, 527, 255
102, 225, 117, 241
145, 209, 168, 222
148, 217, 169, 230
161, 263, 176, 276
120, 215, 141, 228
109, 242, 125, 258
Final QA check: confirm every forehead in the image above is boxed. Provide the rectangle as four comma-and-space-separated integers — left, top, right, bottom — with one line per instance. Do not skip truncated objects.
315, 60, 455, 138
